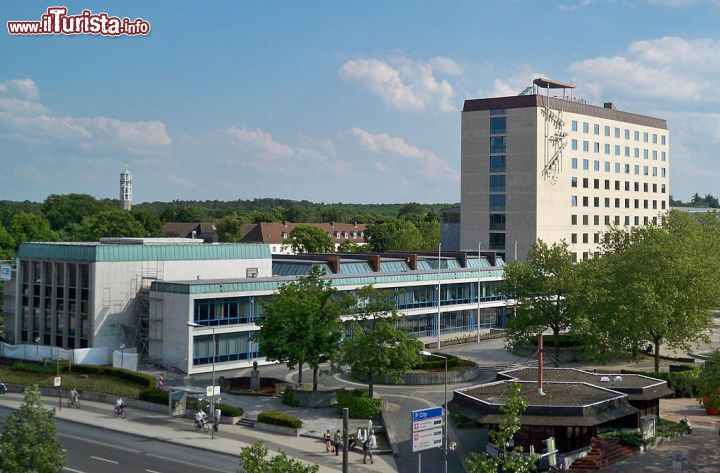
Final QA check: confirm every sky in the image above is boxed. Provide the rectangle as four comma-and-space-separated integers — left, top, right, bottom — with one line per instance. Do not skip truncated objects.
2, 0, 720, 204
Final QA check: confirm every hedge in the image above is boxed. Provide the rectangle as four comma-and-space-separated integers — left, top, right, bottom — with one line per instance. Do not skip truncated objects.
216, 403, 243, 417
620, 368, 701, 398
10, 362, 155, 389
281, 388, 300, 407
138, 387, 169, 404
257, 410, 302, 428
337, 389, 383, 418
414, 353, 460, 370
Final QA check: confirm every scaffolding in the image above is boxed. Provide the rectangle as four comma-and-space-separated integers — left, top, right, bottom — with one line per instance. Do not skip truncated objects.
131, 260, 164, 358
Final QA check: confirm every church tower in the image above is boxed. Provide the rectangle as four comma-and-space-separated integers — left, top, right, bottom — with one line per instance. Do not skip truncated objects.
120, 161, 133, 211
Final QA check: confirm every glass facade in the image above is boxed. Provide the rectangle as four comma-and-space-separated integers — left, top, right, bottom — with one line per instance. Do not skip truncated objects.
18, 260, 90, 349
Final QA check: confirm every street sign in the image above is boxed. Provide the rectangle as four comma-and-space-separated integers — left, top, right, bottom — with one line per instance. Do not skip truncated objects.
413, 416, 443, 432
412, 406, 443, 422
54, 376, 61, 387
206, 385, 220, 397
412, 426, 443, 452
0, 265, 10, 281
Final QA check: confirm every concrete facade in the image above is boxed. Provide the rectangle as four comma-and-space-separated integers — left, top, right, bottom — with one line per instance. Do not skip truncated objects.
461, 94, 669, 261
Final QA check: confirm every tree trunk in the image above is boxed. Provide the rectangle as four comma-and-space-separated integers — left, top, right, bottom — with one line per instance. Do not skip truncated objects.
313, 365, 319, 392
553, 328, 560, 366
298, 362, 303, 385
654, 338, 661, 373
368, 367, 374, 398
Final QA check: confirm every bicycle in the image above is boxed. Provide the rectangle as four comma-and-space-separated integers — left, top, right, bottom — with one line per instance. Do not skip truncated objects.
114, 406, 127, 419
195, 418, 210, 433
67, 397, 81, 409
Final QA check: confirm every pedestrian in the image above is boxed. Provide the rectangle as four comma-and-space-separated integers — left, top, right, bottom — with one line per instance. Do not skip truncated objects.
333, 429, 342, 456
362, 436, 374, 464
324, 429, 331, 453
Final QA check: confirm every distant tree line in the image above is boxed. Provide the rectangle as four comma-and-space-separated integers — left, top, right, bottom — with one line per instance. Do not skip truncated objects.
670, 193, 720, 208
0, 195, 454, 260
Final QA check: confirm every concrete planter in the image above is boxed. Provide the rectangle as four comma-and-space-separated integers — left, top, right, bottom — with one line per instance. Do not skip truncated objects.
255, 421, 300, 436
221, 415, 242, 425
353, 364, 481, 386
285, 387, 343, 408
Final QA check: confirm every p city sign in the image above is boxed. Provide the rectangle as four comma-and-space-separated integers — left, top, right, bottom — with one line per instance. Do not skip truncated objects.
412, 406, 443, 452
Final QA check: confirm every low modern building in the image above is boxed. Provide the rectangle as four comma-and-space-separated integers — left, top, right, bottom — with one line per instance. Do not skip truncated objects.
451, 367, 670, 460
3, 238, 509, 374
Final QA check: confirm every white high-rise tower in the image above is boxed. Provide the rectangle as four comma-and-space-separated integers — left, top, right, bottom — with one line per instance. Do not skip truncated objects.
120, 161, 133, 211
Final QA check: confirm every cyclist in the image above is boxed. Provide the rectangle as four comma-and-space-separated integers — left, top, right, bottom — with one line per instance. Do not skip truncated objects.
69, 387, 80, 407
114, 397, 126, 415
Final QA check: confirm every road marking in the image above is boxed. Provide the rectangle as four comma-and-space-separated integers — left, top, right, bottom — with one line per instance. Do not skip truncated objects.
91, 456, 119, 464
63, 468, 85, 473
146, 470, 162, 473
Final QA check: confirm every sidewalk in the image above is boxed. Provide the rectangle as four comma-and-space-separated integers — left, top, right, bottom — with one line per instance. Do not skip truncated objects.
0, 392, 398, 473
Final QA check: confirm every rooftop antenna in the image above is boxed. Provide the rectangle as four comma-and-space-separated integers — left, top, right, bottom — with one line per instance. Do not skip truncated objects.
534, 78, 575, 184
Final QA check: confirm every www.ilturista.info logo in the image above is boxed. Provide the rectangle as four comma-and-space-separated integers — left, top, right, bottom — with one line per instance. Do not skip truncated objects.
7, 7, 150, 36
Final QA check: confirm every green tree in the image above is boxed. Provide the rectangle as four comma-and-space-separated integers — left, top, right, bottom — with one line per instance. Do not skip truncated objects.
79, 210, 147, 241
0, 225, 16, 259
582, 210, 720, 371
365, 219, 424, 252
465, 382, 539, 473
239, 441, 319, 473
320, 206, 345, 223
283, 204, 311, 223
41, 193, 109, 232
130, 208, 162, 237
341, 286, 422, 397
217, 213, 249, 242
8, 213, 57, 247
337, 239, 361, 253
0, 385, 65, 473
285, 225, 334, 253
397, 202, 425, 221
175, 205, 207, 223
499, 240, 580, 360
255, 266, 346, 391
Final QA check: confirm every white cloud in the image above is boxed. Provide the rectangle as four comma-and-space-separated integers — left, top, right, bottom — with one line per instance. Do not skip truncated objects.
489, 66, 547, 97
349, 127, 457, 180
219, 127, 294, 158
569, 37, 720, 103
339, 55, 458, 113
0, 78, 171, 154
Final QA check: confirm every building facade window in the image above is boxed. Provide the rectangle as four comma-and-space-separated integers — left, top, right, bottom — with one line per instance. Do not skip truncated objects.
489, 214, 506, 230
489, 232, 506, 250
489, 136, 506, 153
489, 155, 506, 173
489, 175, 506, 192
489, 195, 506, 211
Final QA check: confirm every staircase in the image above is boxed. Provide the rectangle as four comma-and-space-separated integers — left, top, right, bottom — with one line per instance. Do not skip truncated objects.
237, 418, 256, 428
569, 438, 637, 470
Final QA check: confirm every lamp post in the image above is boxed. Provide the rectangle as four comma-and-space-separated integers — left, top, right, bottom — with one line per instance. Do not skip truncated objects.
187, 321, 216, 439
420, 350, 448, 473
119, 344, 125, 370
34, 336, 40, 360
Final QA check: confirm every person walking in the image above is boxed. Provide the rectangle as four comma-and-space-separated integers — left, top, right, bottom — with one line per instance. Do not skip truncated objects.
333, 429, 342, 456
324, 429, 331, 453
363, 436, 374, 464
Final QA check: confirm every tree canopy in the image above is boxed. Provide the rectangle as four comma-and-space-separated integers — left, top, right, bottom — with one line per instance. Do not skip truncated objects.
0, 385, 65, 473
341, 285, 422, 397
285, 225, 335, 253
238, 441, 319, 473
499, 240, 580, 360
578, 210, 720, 371
79, 209, 148, 241
255, 265, 347, 390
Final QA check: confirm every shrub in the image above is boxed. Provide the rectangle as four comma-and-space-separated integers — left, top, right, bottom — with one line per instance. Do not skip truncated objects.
620, 368, 700, 398
71, 365, 154, 388
257, 410, 302, 428
138, 387, 168, 405
413, 353, 460, 370
599, 430, 642, 447
216, 403, 243, 417
336, 389, 383, 418
9, 362, 55, 374
281, 388, 300, 407
657, 418, 689, 437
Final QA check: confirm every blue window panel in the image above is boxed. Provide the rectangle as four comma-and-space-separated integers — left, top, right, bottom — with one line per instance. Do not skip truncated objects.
380, 261, 410, 272
490, 136, 506, 153
489, 155, 506, 173
489, 195, 506, 211
490, 117, 506, 134
489, 175, 506, 192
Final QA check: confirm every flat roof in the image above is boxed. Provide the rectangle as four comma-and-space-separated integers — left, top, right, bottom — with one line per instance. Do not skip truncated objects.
463, 95, 667, 129
499, 367, 664, 389
461, 380, 623, 407
533, 77, 576, 89
17, 242, 271, 263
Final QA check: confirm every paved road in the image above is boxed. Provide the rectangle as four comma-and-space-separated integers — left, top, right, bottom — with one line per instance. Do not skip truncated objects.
0, 406, 239, 473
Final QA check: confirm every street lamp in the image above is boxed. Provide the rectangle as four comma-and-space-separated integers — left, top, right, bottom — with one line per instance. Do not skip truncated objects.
187, 321, 216, 439
34, 336, 40, 359
420, 350, 448, 473
119, 344, 125, 370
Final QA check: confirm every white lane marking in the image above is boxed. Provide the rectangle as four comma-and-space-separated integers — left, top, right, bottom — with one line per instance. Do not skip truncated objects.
63, 468, 85, 473
146, 470, 162, 473
91, 456, 119, 464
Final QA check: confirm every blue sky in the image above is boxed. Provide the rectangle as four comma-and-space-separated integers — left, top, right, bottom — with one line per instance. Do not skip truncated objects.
2, 0, 720, 204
